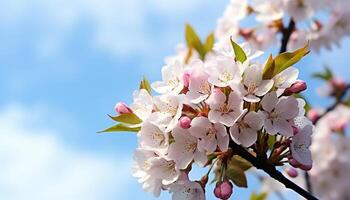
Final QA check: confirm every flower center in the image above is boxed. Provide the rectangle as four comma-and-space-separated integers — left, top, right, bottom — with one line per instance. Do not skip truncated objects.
219, 71, 233, 84
206, 127, 216, 138
152, 131, 165, 146
247, 84, 257, 94
167, 77, 179, 88
219, 103, 232, 114
198, 81, 211, 94
185, 141, 197, 153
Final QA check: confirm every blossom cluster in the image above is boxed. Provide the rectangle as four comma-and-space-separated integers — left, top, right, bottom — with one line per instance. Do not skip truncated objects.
309, 105, 350, 200
106, 39, 314, 199
216, 0, 350, 52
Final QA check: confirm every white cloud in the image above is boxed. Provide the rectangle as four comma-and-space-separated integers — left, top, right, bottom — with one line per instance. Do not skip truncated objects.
0, 104, 131, 200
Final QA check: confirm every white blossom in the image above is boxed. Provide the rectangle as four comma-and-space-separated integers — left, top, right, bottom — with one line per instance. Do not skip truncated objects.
232, 63, 274, 102
130, 89, 153, 121
260, 92, 300, 137
230, 111, 264, 147
206, 89, 245, 127
186, 60, 212, 103
205, 55, 246, 87
189, 116, 229, 153
170, 173, 205, 200
167, 126, 208, 169
273, 67, 299, 96
150, 94, 184, 132
139, 121, 169, 155
291, 124, 313, 166
152, 60, 184, 95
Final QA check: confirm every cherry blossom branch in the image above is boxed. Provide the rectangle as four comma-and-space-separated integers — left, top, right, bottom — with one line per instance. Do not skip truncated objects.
313, 84, 350, 124
279, 19, 295, 53
229, 141, 319, 200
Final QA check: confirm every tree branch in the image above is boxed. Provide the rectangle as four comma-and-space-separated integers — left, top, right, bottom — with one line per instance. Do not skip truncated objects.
279, 19, 295, 53
230, 142, 318, 200
313, 84, 350, 124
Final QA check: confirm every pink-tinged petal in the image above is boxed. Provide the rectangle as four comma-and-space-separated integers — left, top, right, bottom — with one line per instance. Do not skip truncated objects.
275, 119, 294, 137
245, 111, 264, 130
214, 123, 228, 137
276, 96, 299, 119
205, 139, 218, 153
243, 64, 262, 87
228, 90, 244, 107
229, 124, 240, 143
255, 79, 274, 96
194, 150, 208, 167
230, 125, 257, 147
220, 114, 236, 127
167, 142, 194, 169
296, 98, 306, 116
151, 81, 170, 94
263, 118, 278, 135
261, 92, 278, 112
230, 82, 247, 96
217, 133, 229, 152
206, 89, 226, 108
243, 94, 260, 103
208, 110, 222, 124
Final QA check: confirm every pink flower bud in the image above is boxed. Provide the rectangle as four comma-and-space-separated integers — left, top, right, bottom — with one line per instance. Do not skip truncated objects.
289, 158, 301, 168
183, 72, 191, 88
307, 109, 320, 123
179, 116, 191, 129
300, 164, 312, 171
284, 80, 307, 95
214, 180, 233, 200
285, 167, 298, 178
115, 102, 132, 114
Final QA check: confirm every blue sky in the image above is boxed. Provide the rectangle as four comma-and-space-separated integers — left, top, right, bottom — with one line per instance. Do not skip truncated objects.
0, 0, 349, 199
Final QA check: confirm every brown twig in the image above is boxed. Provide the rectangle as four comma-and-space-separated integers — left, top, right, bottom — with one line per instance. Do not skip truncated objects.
279, 19, 295, 53
229, 142, 318, 200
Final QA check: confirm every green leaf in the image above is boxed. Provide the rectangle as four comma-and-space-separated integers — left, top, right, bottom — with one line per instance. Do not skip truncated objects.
273, 43, 309, 75
139, 76, 152, 95
312, 67, 333, 81
230, 38, 247, 63
225, 166, 248, 188
228, 155, 252, 171
108, 113, 142, 125
262, 54, 275, 79
205, 32, 215, 52
250, 192, 268, 200
267, 135, 276, 150
98, 123, 140, 133
185, 24, 206, 59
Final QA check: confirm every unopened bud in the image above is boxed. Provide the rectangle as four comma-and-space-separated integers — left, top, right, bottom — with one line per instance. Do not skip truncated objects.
115, 102, 132, 114
289, 158, 301, 168
179, 116, 191, 129
214, 180, 233, 200
284, 80, 307, 95
285, 167, 298, 178
183, 72, 191, 88
300, 164, 312, 171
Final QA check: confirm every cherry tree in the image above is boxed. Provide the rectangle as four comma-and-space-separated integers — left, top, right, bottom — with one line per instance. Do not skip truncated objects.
101, 0, 350, 199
